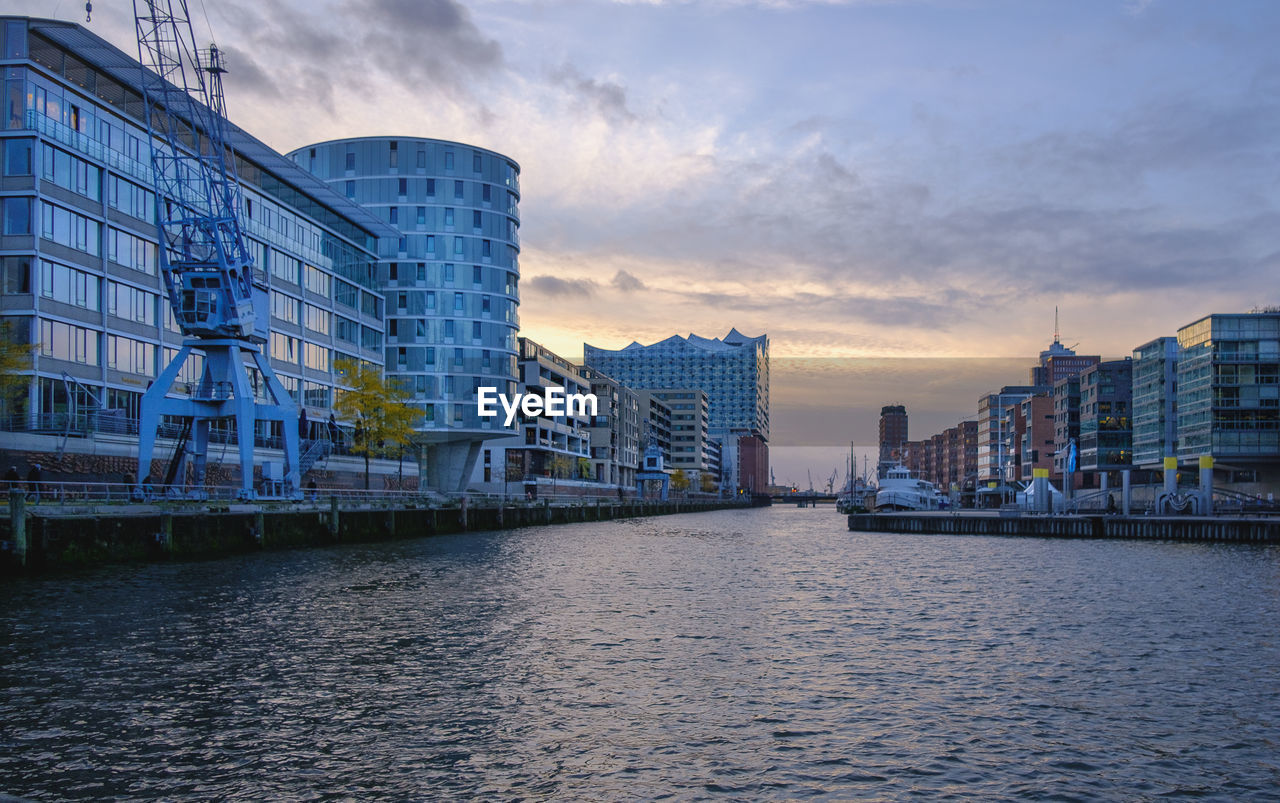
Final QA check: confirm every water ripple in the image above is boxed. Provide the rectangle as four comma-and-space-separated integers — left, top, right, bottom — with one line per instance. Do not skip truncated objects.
2, 507, 1279, 799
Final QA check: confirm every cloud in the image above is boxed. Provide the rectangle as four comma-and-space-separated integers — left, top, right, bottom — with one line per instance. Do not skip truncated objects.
611, 270, 646, 292
526, 276, 599, 297
549, 64, 636, 123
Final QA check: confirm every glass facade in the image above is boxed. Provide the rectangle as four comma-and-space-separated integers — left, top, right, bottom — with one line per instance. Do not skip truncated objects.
1078, 359, 1132, 471
583, 329, 769, 444
1176, 313, 1280, 462
291, 137, 521, 491
1131, 336, 1178, 468
0, 18, 386, 453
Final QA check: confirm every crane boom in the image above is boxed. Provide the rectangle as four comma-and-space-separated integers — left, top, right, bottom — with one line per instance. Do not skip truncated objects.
132, 0, 300, 499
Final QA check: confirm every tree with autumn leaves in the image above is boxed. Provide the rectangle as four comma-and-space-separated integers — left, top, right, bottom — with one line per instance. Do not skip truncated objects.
332, 358, 418, 490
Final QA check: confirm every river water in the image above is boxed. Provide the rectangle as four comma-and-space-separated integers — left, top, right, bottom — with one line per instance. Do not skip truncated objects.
2, 506, 1278, 800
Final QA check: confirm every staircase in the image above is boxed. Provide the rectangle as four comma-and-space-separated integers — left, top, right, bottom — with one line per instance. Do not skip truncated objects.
299, 438, 332, 476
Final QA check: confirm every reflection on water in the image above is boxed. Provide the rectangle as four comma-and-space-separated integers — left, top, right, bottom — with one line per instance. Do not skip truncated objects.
2, 507, 1279, 799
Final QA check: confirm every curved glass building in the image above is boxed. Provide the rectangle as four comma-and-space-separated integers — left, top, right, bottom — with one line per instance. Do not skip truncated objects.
290, 137, 521, 492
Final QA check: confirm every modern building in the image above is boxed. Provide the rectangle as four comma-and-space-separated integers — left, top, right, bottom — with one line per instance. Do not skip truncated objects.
474, 337, 591, 496
1018, 394, 1056, 481
1052, 375, 1084, 485
290, 136, 521, 493
878, 404, 908, 478
1078, 358, 1133, 477
977, 386, 1042, 483
581, 365, 642, 490
638, 388, 716, 487
584, 328, 768, 492
1175, 312, 1280, 488
0, 16, 398, 489
1131, 336, 1178, 470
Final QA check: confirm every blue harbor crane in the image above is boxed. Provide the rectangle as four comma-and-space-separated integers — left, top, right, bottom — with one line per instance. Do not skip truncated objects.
132, 0, 300, 499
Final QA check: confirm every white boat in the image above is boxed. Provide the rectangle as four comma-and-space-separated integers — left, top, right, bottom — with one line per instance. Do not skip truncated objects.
874, 464, 941, 511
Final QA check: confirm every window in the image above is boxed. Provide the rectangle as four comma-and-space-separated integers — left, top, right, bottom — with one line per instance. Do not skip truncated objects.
398, 178, 407, 196
389, 207, 398, 225
336, 316, 359, 345
107, 176, 154, 220
4, 139, 31, 175
272, 253, 301, 285
482, 184, 491, 204
443, 263, 454, 282
472, 321, 482, 340
416, 206, 426, 225
444, 320, 455, 339
270, 332, 298, 363
482, 240, 491, 259
345, 149, 355, 170
426, 178, 435, 196
304, 381, 330, 408
42, 260, 101, 311
3, 197, 30, 234
425, 291, 436, 310
41, 202, 101, 256
472, 210, 482, 229
304, 303, 330, 335
473, 265, 482, 284
1, 256, 30, 294
303, 342, 329, 371
473, 153, 482, 173
453, 238, 464, 257
106, 280, 155, 324
106, 228, 156, 274
454, 180, 464, 200
417, 149, 426, 169
389, 141, 398, 168
271, 291, 299, 325
303, 264, 330, 296
425, 234, 435, 255
334, 279, 358, 309
40, 319, 99, 365
106, 334, 156, 376
345, 180, 355, 198
445, 151, 454, 170
444, 208, 454, 227
453, 293, 464, 312
40, 143, 100, 200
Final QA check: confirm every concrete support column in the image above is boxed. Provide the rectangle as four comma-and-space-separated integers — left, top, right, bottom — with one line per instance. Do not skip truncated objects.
1121, 470, 1131, 516
329, 495, 340, 538
1199, 456, 1214, 516
1163, 456, 1178, 495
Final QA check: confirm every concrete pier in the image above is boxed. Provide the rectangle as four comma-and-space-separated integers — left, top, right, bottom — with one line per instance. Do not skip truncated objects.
1, 498, 744, 574
849, 511, 1280, 543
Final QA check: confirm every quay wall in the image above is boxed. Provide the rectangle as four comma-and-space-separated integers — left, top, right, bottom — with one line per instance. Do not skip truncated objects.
1, 496, 743, 574
848, 512, 1280, 543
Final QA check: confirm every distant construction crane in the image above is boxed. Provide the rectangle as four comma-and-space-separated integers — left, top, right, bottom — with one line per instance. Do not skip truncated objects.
132, 0, 300, 499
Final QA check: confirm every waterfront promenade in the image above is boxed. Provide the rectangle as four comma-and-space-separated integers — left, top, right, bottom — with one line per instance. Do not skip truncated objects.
849, 510, 1280, 543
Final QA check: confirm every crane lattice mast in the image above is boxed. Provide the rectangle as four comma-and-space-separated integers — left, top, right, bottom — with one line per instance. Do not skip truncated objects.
132, 0, 300, 499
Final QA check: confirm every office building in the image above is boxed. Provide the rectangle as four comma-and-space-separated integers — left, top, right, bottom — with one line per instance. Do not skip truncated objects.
1131, 336, 1178, 470
1176, 312, 1280, 487
0, 17, 395, 487
291, 136, 521, 492
638, 388, 716, 487
1078, 358, 1133, 476
977, 386, 1042, 482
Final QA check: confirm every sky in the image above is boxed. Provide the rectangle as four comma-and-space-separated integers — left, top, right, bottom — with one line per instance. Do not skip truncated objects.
24, 0, 1280, 477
